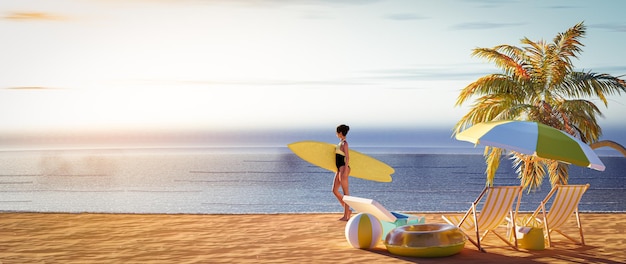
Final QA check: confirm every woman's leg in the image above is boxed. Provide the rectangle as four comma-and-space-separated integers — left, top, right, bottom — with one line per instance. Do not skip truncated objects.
339, 166, 351, 220
332, 171, 344, 208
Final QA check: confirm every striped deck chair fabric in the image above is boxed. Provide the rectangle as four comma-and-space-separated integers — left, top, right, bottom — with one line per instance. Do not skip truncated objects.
442, 185, 522, 252
525, 184, 589, 247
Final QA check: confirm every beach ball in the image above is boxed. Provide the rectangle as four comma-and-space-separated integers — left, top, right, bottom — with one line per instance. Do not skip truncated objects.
344, 213, 382, 249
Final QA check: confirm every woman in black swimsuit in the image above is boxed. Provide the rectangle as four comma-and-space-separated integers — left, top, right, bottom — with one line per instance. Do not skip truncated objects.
332, 124, 351, 221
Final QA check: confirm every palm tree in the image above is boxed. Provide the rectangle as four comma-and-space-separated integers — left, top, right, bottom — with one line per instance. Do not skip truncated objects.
454, 22, 626, 191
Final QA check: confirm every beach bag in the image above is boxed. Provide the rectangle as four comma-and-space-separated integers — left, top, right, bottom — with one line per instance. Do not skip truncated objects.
516, 216, 545, 250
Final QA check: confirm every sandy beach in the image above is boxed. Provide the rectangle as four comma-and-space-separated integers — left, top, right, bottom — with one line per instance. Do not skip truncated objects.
0, 212, 624, 263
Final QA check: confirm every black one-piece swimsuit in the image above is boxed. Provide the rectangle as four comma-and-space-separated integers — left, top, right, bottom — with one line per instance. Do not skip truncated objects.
335, 153, 345, 169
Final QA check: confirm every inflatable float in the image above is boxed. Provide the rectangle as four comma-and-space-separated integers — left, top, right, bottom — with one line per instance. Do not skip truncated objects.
384, 223, 466, 258
343, 195, 425, 238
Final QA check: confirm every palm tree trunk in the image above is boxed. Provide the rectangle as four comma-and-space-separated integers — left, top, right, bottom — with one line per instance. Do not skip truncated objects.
590, 140, 626, 157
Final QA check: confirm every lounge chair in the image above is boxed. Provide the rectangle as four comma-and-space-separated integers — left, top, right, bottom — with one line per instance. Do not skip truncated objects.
522, 184, 589, 247
343, 195, 425, 238
442, 185, 523, 252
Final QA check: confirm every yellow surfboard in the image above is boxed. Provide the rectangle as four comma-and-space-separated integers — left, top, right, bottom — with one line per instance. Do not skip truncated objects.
287, 141, 394, 182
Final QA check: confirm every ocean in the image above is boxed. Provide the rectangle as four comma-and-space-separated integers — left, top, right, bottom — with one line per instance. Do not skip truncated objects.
0, 147, 624, 214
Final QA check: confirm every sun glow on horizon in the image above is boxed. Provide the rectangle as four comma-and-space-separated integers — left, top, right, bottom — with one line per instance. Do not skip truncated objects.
1, 0, 625, 148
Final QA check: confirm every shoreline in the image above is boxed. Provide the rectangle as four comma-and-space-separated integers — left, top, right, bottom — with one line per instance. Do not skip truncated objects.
1, 146, 623, 156
1, 212, 624, 263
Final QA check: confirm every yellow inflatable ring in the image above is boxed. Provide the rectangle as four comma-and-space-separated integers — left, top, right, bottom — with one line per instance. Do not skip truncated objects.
384, 223, 466, 258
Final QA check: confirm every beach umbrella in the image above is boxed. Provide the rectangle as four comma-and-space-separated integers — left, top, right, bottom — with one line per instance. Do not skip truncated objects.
456, 120, 605, 171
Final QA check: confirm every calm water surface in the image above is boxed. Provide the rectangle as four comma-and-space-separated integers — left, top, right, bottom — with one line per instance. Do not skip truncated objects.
0, 148, 624, 214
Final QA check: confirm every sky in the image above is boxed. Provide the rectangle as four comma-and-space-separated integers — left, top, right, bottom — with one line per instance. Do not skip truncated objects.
1, 0, 625, 149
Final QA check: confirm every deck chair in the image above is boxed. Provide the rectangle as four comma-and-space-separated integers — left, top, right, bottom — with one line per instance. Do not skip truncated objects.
523, 184, 589, 247
442, 185, 523, 253
343, 195, 425, 239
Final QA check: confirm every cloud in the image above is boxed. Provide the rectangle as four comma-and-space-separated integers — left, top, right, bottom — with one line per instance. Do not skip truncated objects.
118, 78, 375, 89
383, 13, 428, 21
464, 0, 519, 8
450, 22, 524, 30
590, 23, 626, 33
545, 5, 580, 9
192, 79, 371, 86
5, 86, 59, 90
296, 0, 382, 5
185, 0, 382, 7
301, 12, 333, 20
363, 64, 495, 82
543, 2, 587, 10
3, 12, 66, 21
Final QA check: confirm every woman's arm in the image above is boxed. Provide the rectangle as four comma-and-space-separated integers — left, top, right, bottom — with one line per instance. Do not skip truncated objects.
342, 141, 349, 166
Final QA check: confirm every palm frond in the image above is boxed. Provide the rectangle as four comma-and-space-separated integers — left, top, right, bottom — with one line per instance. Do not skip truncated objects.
555, 99, 602, 142
562, 71, 626, 106
512, 154, 546, 191
472, 47, 529, 80
455, 74, 518, 106
547, 161, 569, 186
454, 93, 523, 133
484, 147, 503, 186
552, 21, 586, 63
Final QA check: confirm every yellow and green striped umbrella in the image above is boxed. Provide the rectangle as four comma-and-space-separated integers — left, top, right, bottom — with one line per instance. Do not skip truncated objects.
456, 120, 605, 171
